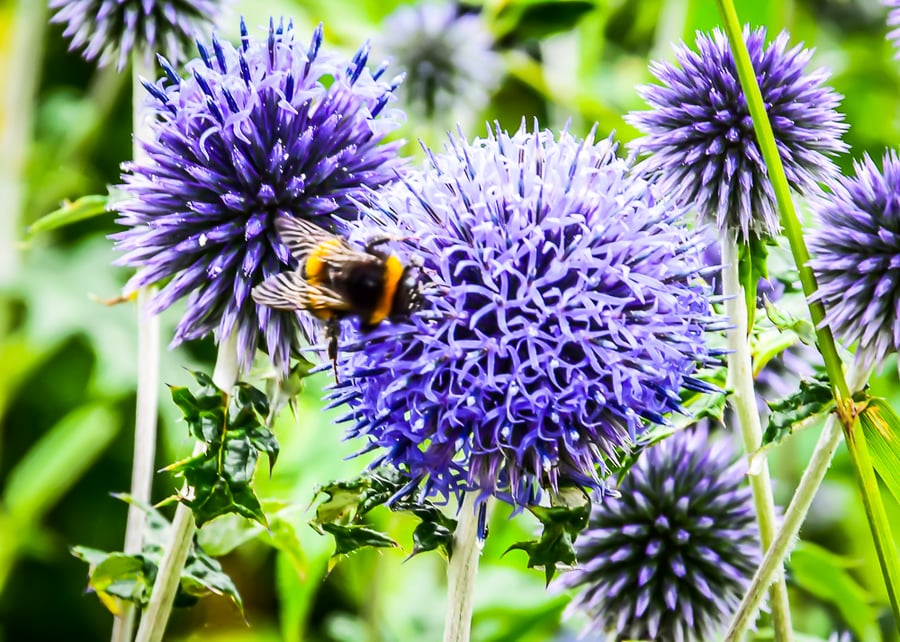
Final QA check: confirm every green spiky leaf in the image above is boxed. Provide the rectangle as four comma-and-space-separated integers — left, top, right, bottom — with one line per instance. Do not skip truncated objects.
762, 374, 834, 447
71, 495, 243, 615
506, 489, 591, 584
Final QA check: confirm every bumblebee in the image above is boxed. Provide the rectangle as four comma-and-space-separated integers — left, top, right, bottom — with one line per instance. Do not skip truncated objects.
252, 216, 421, 379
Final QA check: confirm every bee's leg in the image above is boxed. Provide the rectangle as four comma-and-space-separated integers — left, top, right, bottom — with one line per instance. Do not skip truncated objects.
326, 317, 340, 383
364, 235, 416, 253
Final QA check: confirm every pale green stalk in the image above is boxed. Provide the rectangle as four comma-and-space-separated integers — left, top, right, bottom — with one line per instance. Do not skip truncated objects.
0, 0, 47, 284
721, 235, 792, 641
442, 493, 484, 642
724, 361, 870, 641
134, 333, 240, 642
111, 52, 160, 642
714, 0, 900, 632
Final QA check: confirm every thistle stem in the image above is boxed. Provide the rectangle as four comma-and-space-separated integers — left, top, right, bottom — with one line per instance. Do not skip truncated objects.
721, 235, 792, 641
724, 361, 870, 642
134, 333, 240, 642
716, 0, 900, 630
0, 0, 46, 285
442, 493, 484, 642
111, 53, 160, 642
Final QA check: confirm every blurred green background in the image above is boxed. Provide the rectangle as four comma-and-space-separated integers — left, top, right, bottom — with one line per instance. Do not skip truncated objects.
2, 0, 900, 640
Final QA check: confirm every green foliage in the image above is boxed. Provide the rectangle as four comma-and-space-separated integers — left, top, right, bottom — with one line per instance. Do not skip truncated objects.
859, 397, 900, 508
24, 194, 109, 239
506, 488, 591, 585
738, 232, 771, 326
762, 375, 835, 447
310, 468, 457, 568
163, 371, 278, 528
71, 495, 243, 615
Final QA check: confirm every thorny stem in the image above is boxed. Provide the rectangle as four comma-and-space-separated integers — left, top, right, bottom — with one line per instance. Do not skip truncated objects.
442, 493, 485, 642
721, 235, 793, 642
724, 362, 870, 641
715, 0, 900, 633
134, 333, 240, 642
111, 52, 160, 642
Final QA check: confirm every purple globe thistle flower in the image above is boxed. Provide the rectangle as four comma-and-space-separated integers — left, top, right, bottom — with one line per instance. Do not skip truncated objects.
50, 0, 229, 70
809, 151, 900, 372
377, 2, 501, 122
329, 124, 720, 506
887, 0, 900, 54
627, 27, 848, 242
112, 19, 405, 373
556, 428, 759, 642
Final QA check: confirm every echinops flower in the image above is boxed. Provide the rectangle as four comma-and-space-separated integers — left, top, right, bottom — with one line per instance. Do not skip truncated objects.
330, 123, 720, 506
50, 0, 228, 70
809, 151, 900, 371
113, 19, 404, 372
557, 429, 759, 642
627, 27, 848, 242
377, 2, 501, 121
886, 0, 900, 54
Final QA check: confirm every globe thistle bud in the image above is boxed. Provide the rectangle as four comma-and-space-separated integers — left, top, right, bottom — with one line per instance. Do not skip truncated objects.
377, 2, 501, 123
112, 19, 405, 373
556, 429, 759, 642
329, 123, 720, 506
809, 151, 900, 371
627, 27, 848, 242
50, 0, 229, 70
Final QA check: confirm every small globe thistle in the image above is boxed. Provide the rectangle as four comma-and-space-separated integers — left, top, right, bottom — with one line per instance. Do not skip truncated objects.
556, 428, 759, 642
329, 123, 719, 506
886, 0, 900, 54
377, 2, 501, 122
627, 27, 848, 242
809, 151, 900, 371
50, 0, 228, 70
112, 19, 404, 373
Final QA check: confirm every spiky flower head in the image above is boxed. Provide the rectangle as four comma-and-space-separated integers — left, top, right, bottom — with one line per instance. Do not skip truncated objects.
627, 26, 848, 242
556, 428, 759, 642
887, 0, 900, 54
377, 2, 501, 122
809, 151, 900, 371
113, 19, 404, 373
330, 123, 719, 506
50, 0, 228, 70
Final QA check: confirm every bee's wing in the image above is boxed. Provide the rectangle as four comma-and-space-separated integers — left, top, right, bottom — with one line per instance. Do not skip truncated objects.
276, 216, 351, 260
252, 272, 352, 312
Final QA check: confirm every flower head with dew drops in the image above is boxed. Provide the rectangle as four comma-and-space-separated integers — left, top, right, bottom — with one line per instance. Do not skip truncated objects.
627, 26, 848, 242
376, 2, 501, 123
112, 18, 405, 373
555, 428, 759, 642
50, 0, 230, 70
809, 151, 900, 372
328, 123, 721, 507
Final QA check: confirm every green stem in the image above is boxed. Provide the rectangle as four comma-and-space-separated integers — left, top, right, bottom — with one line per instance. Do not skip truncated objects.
134, 333, 240, 642
0, 0, 47, 284
442, 493, 484, 642
714, 0, 900, 632
721, 235, 793, 641
111, 53, 160, 642
724, 362, 870, 641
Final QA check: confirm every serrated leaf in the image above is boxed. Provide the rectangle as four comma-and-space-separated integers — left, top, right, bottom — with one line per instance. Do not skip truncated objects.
505, 492, 591, 584
762, 375, 834, 447
26, 194, 109, 238
392, 501, 457, 558
166, 374, 277, 528
319, 523, 398, 566
763, 298, 817, 346
72, 496, 243, 616
859, 397, 900, 508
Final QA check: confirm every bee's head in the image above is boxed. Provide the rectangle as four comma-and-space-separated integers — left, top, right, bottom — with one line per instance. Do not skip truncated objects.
391, 260, 426, 317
